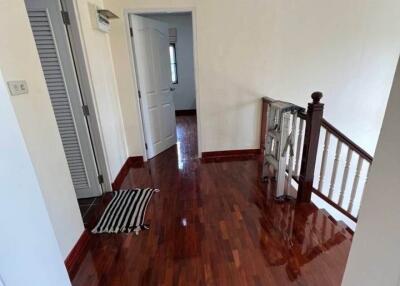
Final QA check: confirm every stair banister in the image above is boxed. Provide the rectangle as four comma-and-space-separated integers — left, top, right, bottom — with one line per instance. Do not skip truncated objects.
260, 92, 373, 221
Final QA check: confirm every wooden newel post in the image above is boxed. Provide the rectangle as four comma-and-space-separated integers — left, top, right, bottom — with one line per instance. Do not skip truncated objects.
297, 92, 324, 203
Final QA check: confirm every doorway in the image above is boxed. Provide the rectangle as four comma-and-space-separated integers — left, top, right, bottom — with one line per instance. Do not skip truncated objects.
129, 11, 199, 160
24, 0, 109, 207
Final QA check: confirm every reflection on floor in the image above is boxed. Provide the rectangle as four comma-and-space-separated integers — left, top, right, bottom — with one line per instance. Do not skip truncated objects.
176, 114, 198, 161
71, 115, 352, 286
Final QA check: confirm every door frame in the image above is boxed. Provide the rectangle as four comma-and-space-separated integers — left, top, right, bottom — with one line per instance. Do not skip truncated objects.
59, 0, 112, 193
124, 7, 202, 161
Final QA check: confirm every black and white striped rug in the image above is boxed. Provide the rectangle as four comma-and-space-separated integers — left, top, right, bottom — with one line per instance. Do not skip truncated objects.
92, 188, 159, 234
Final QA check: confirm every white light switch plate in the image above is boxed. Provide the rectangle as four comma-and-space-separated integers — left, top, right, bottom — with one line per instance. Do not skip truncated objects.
7, 80, 28, 96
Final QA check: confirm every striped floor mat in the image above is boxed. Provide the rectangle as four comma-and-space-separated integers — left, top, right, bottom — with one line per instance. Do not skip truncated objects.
92, 188, 159, 234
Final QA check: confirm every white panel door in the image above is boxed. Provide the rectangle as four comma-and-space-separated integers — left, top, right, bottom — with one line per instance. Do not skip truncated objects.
130, 15, 177, 159
26, 0, 102, 198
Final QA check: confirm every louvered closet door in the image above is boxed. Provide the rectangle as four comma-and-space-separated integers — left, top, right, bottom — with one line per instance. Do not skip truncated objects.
26, 0, 102, 199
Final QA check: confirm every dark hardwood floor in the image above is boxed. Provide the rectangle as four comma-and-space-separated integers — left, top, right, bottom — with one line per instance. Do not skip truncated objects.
71, 115, 352, 286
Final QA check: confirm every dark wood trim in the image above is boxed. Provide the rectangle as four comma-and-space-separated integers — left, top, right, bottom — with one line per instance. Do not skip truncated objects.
65, 229, 90, 279
320, 208, 340, 225
322, 119, 373, 163
175, 109, 196, 116
342, 223, 355, 235
202, 149, 261, 162
312, 189, 358, 222
297, 92, 324, 203
112, 156, 144, 190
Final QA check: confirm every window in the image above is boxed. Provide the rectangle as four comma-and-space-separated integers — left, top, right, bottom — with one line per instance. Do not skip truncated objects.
169, 43, 178, 84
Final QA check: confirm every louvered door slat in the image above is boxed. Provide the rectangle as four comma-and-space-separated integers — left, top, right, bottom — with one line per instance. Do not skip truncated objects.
28, 10, 89, 191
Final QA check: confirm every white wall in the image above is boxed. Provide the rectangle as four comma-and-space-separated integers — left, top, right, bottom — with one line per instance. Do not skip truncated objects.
0, 0, 84, 258
342, 57, 400, 286
105, 0, 400, 155
145, 13, 196, 111
0, 70, 71, 285
73, 0, 128, 179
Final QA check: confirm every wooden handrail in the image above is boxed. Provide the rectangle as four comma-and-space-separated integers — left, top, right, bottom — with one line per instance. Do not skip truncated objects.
298, 111, 307, 120
322, 119, 373, 163
299, 109, 372, 162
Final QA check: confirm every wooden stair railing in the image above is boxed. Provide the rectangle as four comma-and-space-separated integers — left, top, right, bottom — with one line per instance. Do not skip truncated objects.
261, 92, 373, 222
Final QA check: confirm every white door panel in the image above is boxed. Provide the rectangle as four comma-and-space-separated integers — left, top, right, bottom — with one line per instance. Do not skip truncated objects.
161, 103, 174, 139
147, 92, 158, 108
130, 15, 177, 159
148, 108, 162, 144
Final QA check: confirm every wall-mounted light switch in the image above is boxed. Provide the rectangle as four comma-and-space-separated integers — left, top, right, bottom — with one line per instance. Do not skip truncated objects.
7, 80, 28, 96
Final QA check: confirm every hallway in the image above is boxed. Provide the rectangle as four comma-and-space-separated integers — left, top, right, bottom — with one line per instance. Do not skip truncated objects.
71, 115, 352, 286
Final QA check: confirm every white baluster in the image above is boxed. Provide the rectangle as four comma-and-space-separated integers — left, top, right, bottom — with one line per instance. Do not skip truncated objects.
348, 156, 364, 213
338, 147, 353, 206
295, 118, 304, 176
318, 131, 331, 192
328, 139, 342, 199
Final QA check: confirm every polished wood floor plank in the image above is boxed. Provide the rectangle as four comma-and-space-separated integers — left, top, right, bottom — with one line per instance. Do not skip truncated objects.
72, 115, 352, 286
